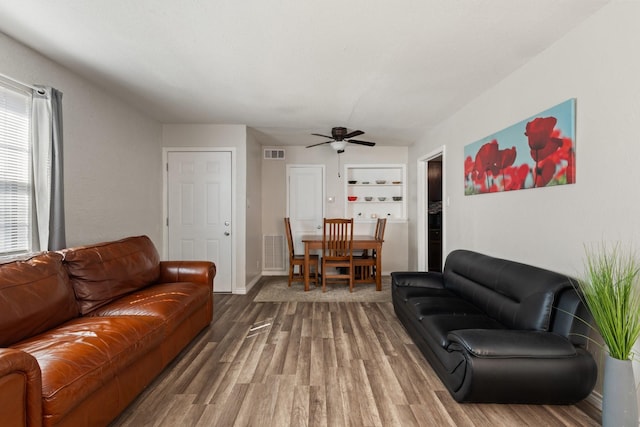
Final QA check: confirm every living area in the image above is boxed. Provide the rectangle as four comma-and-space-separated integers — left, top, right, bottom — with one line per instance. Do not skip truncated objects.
1, 1, 639, 426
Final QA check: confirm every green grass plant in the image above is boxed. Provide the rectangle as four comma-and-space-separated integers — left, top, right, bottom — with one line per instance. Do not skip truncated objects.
577, 242, 640, 361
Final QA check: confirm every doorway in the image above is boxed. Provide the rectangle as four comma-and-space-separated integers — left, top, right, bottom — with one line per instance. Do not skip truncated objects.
427, 156, 443, 271
286, 165, 325, 254
417, 147, 445, 272
164, 149, 234, 292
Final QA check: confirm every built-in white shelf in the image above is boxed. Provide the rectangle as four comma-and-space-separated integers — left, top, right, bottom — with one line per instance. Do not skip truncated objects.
345, 164, 407, 222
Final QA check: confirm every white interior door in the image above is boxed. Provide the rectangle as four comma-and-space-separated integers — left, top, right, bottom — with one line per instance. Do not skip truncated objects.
167, 151, 232, 292
287, 165, 324, 254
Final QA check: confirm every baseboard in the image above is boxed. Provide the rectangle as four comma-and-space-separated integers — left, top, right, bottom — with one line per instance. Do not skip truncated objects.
586, 390, 602, 409
574, 391, 602, 423
233, 274, 263, 295
261, 270, 286, 276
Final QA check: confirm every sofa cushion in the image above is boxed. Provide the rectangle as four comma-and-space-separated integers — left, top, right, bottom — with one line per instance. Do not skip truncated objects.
447, 329, 577, 358
0, 252, 78, 346
87, 282, 211, 336
419, 313, 505, 348
12, 316, 164, 424
61, 236, 161, 314
442, 250, 572, 331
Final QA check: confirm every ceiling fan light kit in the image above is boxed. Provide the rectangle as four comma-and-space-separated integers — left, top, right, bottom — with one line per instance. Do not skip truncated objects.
330, 141, 346, 151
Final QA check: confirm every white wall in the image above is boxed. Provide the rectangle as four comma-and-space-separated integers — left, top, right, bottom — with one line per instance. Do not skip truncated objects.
2, 33, 262, 293
161, 124, 251, 293
408, 0, 640, 403
0, 33, 163, 248
245, 129, 263, 288
262, 145, 409, 274
410, 1, 640, 272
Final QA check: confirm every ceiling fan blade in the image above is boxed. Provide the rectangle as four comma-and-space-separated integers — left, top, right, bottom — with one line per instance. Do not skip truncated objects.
344, 130, 364, 139
311, 133, 333, 139
348, 139, 376, 147
306, 140, 333, 148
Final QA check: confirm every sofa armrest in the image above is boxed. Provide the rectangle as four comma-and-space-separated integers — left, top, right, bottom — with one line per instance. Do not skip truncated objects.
0, 348, 43, 427
158, 261, 216, 289
447, 329, 577, 358
391, 271, 444, 288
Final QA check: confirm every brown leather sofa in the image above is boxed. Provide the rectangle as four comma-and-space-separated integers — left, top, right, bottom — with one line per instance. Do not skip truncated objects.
0, 235, 215, 427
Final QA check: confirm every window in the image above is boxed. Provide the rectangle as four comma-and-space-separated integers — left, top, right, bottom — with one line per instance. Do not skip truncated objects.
0, 81, 32, 256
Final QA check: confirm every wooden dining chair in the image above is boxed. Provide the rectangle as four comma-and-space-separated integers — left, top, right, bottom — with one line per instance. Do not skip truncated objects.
284, 217, 319, 287
353, 218, 386, 285
321, 218, 354, 292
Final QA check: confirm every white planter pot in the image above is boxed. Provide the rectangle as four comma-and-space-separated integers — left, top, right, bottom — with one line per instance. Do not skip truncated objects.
603, 354, 639, 427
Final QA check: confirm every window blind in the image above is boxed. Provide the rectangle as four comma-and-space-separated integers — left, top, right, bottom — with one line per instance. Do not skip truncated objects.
0, 82, 31, 255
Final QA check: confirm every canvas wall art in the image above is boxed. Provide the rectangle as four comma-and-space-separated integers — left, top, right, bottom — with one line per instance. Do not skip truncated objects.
464, 99, 576, 195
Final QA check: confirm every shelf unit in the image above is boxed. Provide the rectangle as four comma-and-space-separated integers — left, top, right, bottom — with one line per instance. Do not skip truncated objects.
345, 164, 407, 222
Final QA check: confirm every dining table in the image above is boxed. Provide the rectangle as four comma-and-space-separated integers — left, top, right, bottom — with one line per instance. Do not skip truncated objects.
300, 234, 383, 292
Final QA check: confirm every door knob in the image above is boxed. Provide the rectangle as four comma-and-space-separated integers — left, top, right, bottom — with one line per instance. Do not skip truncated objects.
224, 231, 230, 236
317, 225, 322, 229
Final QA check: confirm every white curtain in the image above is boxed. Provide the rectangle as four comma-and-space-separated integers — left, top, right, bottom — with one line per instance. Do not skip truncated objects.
31, 86, 66, 251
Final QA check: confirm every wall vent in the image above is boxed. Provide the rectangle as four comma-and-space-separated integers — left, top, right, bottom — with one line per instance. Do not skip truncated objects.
263, 235, 285, 270
264, 149, 285, 160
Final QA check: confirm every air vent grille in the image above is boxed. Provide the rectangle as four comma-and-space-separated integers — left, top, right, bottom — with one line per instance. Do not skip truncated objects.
264, 149, 285, 160
263, 235, 285, 270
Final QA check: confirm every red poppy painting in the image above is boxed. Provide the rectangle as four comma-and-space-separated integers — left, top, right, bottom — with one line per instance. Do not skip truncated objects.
464, 99, 576, 195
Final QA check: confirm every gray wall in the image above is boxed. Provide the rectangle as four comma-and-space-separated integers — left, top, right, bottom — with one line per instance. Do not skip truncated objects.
1, 32, 163, 248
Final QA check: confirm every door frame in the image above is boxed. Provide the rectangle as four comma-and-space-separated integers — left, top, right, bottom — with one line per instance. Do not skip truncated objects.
417, 146, 446, 271
162, 147, 237, 291
285, 163, 326, 217
285, 164, 326, 254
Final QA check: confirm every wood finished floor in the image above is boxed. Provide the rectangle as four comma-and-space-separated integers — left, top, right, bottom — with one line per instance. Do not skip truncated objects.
110, 279, 601, 427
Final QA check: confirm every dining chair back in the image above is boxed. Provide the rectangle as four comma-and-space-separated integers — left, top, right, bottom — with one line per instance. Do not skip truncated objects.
284, 217, 318, 287
375, 217, 387, 242
354, 218, 386, 285
321, 218, 354, 292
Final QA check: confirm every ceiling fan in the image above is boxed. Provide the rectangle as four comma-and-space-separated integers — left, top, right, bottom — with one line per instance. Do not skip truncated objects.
306, 127, 376, 153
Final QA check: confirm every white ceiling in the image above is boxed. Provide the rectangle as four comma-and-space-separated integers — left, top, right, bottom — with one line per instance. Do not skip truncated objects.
0, 0, 610, 147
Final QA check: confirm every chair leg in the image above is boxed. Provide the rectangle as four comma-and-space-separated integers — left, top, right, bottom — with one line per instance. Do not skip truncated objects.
288, 265, 294, 287
313, 263, 319, 286
322, 262, 326, 292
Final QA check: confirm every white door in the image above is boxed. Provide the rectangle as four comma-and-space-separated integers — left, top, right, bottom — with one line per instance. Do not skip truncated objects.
286, 165, 324, 254
167, 151, 232, 292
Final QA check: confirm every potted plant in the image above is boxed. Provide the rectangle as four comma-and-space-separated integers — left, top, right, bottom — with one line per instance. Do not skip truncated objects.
577, 242, 640, 427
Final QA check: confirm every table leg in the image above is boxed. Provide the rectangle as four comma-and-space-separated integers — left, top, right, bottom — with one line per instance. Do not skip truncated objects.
304, 242, 310, 292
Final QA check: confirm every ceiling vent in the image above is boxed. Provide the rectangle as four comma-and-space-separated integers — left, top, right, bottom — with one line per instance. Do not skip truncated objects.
264, 149, 285, 160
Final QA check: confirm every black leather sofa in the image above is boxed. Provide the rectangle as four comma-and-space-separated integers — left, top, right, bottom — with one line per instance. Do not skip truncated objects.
392, 249, 597, 404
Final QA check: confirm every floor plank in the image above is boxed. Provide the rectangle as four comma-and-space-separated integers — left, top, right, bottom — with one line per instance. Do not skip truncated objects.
110, 279, 601, 427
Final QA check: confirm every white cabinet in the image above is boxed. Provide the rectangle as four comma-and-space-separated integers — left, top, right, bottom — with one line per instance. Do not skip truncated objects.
345, 164, 407, 222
